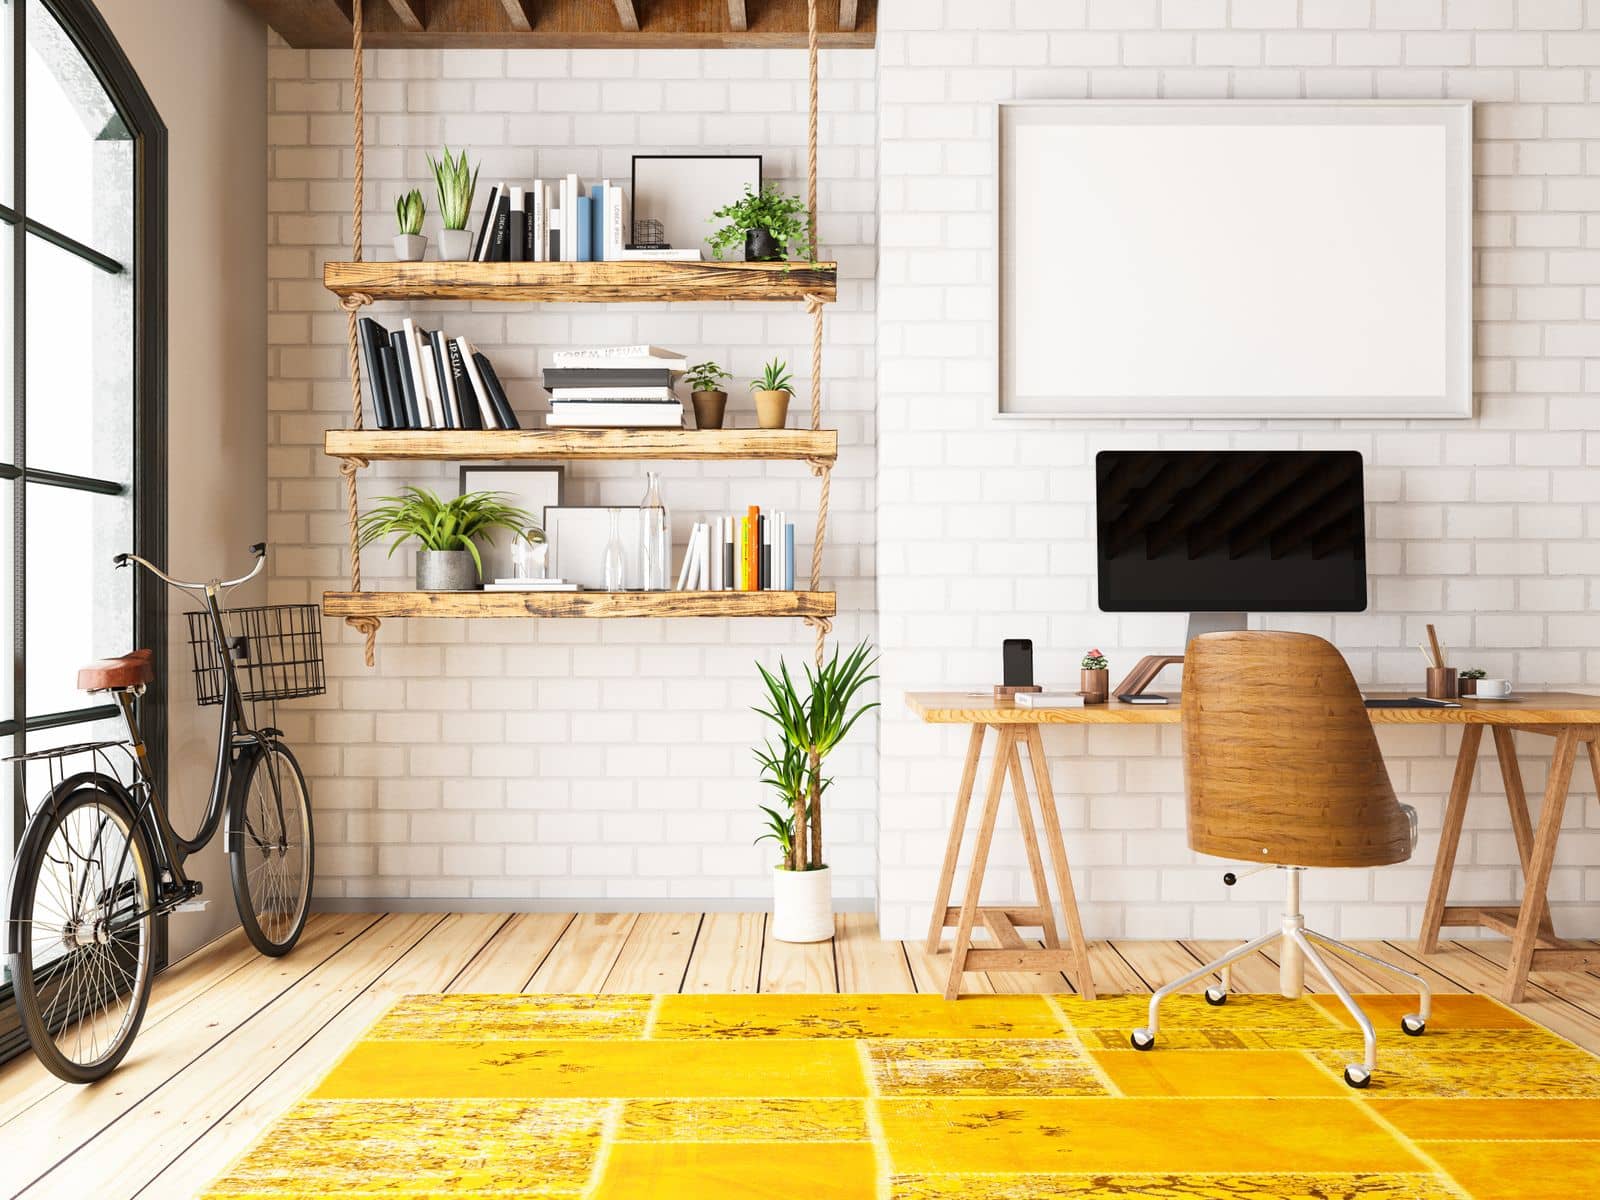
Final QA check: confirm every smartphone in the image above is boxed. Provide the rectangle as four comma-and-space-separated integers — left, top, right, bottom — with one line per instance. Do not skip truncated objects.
1002, 638, 1034, 687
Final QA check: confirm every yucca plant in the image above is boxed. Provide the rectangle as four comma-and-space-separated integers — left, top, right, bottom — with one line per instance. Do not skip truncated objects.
428, 147, 479, 231
357, 486, 534, 581
395, 189, 426, 236
753, 641, 878, 872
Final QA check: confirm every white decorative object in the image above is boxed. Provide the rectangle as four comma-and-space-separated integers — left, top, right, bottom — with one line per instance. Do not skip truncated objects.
1476, 678, 1513, 698
546, 506, 665, 590
997, 101, 1473, 419
392, 233, 428, 262
771, 865, 832, 943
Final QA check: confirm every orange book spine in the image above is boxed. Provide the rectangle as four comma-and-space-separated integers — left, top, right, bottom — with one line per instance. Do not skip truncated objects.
745, 505, 759, 591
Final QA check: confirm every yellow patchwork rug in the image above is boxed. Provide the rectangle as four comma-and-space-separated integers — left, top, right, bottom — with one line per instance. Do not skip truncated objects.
204, 992, 1600, 1199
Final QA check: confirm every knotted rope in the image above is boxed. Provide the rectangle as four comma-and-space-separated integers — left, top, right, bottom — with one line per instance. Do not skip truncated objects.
803, 3, 829, 664
343, 0, 377, 666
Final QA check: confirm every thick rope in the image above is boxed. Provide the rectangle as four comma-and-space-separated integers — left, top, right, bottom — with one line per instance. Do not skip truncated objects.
343, 0, 377, 666
803, 0, 826, 870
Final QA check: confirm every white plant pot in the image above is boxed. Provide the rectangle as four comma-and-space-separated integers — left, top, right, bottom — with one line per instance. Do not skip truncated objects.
771, 864, 832, 943
437, 228, 474, 260
392, 233, 428, 261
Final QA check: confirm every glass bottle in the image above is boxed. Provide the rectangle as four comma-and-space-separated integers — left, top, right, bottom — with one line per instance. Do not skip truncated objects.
638, 470, 668, 590
602, 509, 627, 591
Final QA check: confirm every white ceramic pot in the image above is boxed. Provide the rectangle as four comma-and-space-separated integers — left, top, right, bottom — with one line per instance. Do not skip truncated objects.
392, 233, 428, 262
771, 864, 832, 943
437, 228, 474, 261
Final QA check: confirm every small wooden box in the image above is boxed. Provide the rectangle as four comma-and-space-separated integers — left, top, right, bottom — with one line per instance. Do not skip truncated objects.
994, 684, 1043, 702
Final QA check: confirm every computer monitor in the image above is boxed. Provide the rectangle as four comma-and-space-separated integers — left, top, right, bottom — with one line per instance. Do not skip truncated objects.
1096, 450, 1367, 643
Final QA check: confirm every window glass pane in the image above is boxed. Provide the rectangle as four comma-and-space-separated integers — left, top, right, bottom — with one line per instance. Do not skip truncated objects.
25, 481, 131, 719
0, 227, 11, 465
24, 2, 130, 260
0, 475, 10, 724
24, 231, 131, 481
1, 0, 13, 210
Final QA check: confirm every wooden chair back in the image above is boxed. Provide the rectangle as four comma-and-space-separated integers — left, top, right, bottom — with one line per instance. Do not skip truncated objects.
1181, 631, 1412, 868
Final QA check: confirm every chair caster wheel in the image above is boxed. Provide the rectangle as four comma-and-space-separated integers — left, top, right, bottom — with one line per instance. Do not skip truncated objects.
1401, 1015, 1426, 1037
1130, 1028, 1155, 1051
1204, 986, 1227, 1006
1343, 1065, 1371, 1089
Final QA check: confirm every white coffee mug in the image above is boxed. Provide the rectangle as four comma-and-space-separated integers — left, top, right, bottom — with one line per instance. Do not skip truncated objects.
1476, 677, 1512, 698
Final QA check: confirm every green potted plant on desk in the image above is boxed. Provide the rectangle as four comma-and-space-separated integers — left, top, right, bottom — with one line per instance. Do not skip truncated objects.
753, 641, 878, 943
708, 183, 813, 263
429, 146, 479, 261
358, 486, 534, 592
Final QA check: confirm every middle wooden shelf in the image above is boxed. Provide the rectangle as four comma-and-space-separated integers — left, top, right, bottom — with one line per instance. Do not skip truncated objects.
324, 427, 837, 463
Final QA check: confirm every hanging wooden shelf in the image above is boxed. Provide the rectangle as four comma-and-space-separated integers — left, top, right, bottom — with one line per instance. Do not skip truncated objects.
324, 428, 837, 463
323, 590, 837, 620
323, 260, 837, 305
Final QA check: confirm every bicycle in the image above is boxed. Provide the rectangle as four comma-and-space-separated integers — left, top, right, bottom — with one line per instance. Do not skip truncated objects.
4, 543, 324, 1082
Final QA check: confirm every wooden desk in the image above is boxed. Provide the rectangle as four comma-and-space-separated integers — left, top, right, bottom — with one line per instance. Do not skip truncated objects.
906, 690, 1600, 1002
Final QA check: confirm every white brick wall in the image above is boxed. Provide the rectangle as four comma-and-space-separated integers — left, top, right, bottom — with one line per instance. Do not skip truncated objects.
266, 38, 878, 906
876, 0, 1600, 940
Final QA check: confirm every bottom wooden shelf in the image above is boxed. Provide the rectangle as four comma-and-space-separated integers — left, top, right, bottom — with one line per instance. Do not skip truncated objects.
323, 590, 836, 620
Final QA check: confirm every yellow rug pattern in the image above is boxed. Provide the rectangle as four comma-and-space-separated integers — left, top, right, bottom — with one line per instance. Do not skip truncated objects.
204, 992, 1600, 1199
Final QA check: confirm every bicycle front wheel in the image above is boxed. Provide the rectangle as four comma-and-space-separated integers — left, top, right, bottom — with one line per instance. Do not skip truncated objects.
228, 742, 314, 956
7, 788, 158, 1083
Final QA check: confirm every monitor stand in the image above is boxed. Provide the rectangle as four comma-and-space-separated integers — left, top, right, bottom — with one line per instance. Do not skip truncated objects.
1112, 612, 1247, 699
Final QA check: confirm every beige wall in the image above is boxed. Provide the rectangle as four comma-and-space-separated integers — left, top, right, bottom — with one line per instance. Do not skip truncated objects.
96, 0, 268, 955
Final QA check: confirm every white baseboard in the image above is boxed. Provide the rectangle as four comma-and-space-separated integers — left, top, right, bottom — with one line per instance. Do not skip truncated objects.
311, 896, 878, 914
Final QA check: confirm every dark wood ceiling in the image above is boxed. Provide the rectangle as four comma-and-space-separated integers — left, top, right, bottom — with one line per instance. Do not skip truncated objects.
245, 0, 876, 49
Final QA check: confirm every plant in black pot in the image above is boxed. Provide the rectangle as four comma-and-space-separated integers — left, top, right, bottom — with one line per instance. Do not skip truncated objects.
358, 486, 534, 592
707, 183, 813, 263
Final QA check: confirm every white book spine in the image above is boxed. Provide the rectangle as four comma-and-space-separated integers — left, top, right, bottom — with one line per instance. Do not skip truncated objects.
697, 523, 711, 589
418, 345, 445, 429
456, 338, 499, 429
675, 526, 696, 591
564, 174, 579, 261
401, 318, 435, 427
605, 185, 622, 260
531, 180, 545, 262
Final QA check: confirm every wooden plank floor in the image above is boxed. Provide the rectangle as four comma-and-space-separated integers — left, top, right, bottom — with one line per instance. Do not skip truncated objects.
2, 913, 1598, 1199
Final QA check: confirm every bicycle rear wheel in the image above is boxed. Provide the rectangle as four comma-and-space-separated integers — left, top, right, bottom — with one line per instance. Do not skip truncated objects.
228, 742, 313, 956
7, 788, 157, 1083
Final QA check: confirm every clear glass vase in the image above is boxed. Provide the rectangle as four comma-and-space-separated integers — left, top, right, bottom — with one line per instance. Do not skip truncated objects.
637, 471, 669, 590
602, 509, 627, 591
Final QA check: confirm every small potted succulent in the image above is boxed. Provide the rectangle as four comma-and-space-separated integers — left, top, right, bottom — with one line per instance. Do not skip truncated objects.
429, 147, 479, 261
393, 189, 428, 261
685, 360, 731, 430
750, 358, 794, 430
357, 486, 534, 591
1080, 648, 1110, 704
1458, 667, 1487, 697
708, 183, 813, 262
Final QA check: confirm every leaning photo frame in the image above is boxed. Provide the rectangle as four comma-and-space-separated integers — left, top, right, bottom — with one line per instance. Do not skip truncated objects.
631, 154, 762, 260
458, 465, 564, 583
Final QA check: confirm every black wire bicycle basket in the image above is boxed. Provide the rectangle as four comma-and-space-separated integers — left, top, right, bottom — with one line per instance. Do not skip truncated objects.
186, 604, 326, 706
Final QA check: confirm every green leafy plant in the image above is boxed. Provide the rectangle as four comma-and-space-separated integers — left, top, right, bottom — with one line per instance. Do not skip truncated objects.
685, 361, 731, 394
753, 641, 879, 873
357, 486, 534, 581
1081, 648, 1109, 671
1459, 667, 1487, 681
707, 183, 813, 261
750, 358, 794, 395
428, 147, 479, 231
395, 189, 426, 236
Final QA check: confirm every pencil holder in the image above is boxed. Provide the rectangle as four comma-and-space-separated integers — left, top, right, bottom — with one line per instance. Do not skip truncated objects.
1425, 666, 1458, 700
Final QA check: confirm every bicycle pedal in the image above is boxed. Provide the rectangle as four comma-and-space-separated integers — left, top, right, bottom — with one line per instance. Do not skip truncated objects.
173, 899, 210, 913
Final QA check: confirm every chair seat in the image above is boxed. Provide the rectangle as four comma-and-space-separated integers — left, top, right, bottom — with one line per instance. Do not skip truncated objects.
77, 649, 155, 692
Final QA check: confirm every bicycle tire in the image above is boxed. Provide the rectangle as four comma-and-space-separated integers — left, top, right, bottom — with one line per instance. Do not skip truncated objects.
7, 788, 158, 1083
228, 741, 314, 957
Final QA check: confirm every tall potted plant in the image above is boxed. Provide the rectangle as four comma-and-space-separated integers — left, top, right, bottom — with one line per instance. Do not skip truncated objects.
357, 486, 534, 591
429, 147, 479, 261
753, 641, 878, 942
708, 183, 813, 262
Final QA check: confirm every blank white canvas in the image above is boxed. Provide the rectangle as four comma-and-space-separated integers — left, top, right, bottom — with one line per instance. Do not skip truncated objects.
999, 104, 1471, 418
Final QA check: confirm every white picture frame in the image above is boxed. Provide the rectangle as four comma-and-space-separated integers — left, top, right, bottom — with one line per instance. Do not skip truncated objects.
459, 465, 563, 583
631, 154, 762, 260
996, 100, 1473, 420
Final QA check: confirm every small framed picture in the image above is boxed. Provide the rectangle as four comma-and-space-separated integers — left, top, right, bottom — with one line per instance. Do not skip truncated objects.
458, 465, 563, 583
631, 154, 762, 260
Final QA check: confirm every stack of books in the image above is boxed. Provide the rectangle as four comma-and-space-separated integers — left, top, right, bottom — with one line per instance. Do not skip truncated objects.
471, 177, 701, 264
542, 345, 688, 429
683, 506, 796, 591
356, 316, 519, 430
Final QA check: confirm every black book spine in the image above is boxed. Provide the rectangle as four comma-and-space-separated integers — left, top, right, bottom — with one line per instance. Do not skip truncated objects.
426, 330, 459, 429
377, 344, 405, 429
523, 193, 536, 260
758, 516, 768, 590
471, 184, 500, 262
447, 339, 481, 430
508, 205, 526, 264
491, 194, 511, 262
474, 354, 521, 431
549, 228, 560, 262
723, 539, 735, 591
388, 329, 423, 429
356, 317, 392, 429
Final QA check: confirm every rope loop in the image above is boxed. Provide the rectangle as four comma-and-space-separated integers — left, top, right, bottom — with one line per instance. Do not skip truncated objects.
339, 291, 374, 312
803, 292, 825, 315
803, 614, 834, 636
806, 457, 832, 478
337, 456, 370, 476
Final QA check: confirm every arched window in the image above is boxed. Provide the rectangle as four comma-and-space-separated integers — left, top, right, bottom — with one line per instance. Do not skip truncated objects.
0, 0, 166, 1055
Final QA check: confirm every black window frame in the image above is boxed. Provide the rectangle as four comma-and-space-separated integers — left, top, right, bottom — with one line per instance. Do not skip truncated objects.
0, 0, 166, 1066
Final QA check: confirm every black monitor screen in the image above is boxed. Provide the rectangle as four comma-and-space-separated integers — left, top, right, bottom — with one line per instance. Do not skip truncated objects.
1096, 450, 1367, 614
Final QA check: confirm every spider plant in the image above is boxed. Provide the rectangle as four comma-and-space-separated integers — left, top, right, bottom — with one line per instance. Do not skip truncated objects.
395, 189, 426, 236
749, 358, 794, 395
428, 147, 479, 231
753, 640, 879, 872
357, 486, 534, 581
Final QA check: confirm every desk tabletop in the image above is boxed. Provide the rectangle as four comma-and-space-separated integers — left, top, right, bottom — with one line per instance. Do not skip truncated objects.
904, 690, 1600, 726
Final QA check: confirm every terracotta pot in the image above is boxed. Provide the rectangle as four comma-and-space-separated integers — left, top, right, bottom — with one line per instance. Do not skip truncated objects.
754, 389, 791, 429
772, 865, 832, 943
1080, 668, 1109, 704
691, 390, 728, 430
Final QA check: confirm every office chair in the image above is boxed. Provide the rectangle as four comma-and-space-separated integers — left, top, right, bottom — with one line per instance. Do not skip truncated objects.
1130, 631, 1430, 1088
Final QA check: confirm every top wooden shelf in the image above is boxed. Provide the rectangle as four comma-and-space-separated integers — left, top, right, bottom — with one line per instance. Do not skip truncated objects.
323, 260, 837, 305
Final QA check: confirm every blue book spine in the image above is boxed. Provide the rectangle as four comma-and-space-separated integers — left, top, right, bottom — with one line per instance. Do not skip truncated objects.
575, 195, 594, 263
590, 185, 605, 260
783, 523, 795, 590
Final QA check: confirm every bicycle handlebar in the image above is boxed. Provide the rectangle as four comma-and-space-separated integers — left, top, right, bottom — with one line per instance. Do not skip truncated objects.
115, 543, 268, 594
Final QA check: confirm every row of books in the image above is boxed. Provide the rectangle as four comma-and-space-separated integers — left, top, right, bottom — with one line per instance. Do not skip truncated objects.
676, 507, 797, 592
473, 178, 700, 264
356, 317, 520, 431
543, 344, 688, 429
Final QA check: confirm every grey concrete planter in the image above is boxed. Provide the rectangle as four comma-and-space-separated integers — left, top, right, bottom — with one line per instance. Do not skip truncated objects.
417, 548, 478, 591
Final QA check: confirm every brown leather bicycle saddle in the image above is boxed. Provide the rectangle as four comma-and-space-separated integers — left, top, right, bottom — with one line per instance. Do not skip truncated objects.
77, 648, 155, 692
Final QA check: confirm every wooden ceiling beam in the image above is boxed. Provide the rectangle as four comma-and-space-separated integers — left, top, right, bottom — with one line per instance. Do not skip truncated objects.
611, 0, 639, 32
384, 0, 426, 31
727, 1, 748, 33
497, 0, 534, 31
840, 0, 858, 31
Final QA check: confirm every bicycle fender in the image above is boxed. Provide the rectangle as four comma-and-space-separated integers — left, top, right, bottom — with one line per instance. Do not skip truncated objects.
223, 740, 270, 855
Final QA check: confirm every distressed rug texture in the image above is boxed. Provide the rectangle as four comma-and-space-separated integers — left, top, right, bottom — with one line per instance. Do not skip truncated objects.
202, 991, 1600, 1199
